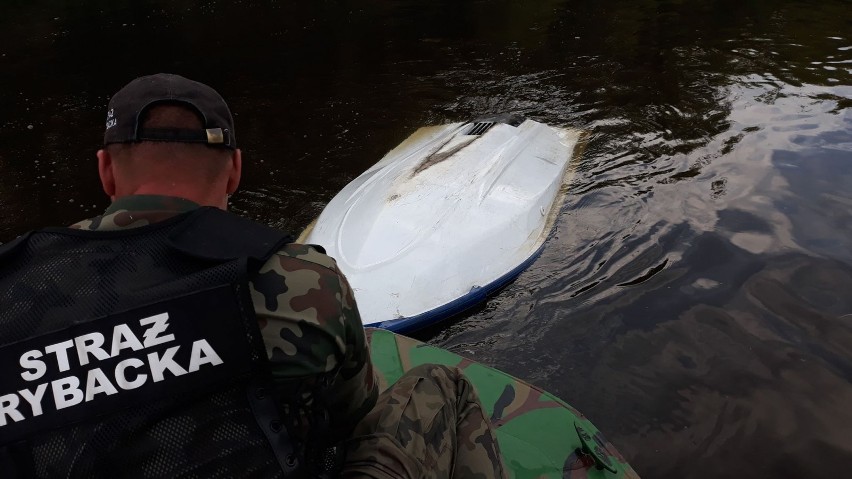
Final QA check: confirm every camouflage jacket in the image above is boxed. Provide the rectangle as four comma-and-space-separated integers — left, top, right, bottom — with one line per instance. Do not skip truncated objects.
70, 195, 378, 441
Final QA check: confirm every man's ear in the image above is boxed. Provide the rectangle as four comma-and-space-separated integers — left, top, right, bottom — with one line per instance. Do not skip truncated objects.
226, 148, 242, 195
97, 149, 117, 200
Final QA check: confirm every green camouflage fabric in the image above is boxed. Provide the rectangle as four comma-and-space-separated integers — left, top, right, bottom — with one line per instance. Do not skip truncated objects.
70, 195, 378, 441
366, 328, 642, 479
342, 363, 507, 479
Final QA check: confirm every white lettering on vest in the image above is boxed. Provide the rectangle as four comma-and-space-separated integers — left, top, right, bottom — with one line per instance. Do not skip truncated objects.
52, 377, 84, 410
110, 324, 145, 357
0, 308, 232, 427
75, 332, 110, 366
0, 394, 24, 426
20, 350, 46, 382
115, 358, 148, 390
140, 313, 175, 348
148, 346, 187, 382
85, 368, 118, 401
188, 339, 224, 372
44, 340, 74, 373
18, 383, 48, 417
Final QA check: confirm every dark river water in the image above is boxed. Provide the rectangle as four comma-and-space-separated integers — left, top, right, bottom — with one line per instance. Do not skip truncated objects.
2, 1, 851, 477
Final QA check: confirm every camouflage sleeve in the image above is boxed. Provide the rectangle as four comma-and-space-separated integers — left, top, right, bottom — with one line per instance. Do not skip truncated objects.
249, 243, 378, 439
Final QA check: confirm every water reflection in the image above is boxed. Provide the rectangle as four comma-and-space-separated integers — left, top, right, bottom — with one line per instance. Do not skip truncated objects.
421, 1, 852, 477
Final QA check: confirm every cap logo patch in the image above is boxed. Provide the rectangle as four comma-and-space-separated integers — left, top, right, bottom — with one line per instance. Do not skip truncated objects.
105, 109, 117, 130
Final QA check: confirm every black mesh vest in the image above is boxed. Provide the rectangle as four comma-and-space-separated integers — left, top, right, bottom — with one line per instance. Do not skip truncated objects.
0, 207, 303, 478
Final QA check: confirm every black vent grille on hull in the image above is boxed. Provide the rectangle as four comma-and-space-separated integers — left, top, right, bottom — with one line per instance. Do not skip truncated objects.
466, 122, 495, 136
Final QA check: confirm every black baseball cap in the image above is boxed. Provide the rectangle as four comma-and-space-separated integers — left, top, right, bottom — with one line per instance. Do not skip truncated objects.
103, 73, 236, 149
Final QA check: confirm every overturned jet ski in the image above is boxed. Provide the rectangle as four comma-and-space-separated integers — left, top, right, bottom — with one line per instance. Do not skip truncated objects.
301, 115, 583, 332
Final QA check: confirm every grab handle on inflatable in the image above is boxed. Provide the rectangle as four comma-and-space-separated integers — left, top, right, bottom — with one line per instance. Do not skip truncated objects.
575, 423, 618, 473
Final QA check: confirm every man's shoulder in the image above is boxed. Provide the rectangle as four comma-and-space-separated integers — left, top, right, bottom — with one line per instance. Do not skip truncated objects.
252, 242, 354, 326
270, 243, 339, 272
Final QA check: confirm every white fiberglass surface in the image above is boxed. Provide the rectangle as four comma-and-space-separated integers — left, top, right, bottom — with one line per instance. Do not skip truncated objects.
306, 119, 580, 324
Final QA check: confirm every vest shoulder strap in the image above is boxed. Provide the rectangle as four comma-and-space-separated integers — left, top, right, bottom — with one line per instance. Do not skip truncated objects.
169, 207, 294, 265
0, 232, 32, 264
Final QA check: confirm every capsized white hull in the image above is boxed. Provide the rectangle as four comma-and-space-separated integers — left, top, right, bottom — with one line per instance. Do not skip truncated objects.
302, 116, 582, 331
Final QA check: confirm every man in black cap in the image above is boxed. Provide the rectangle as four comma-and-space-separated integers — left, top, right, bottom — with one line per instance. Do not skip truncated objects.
0, 74, 505, 478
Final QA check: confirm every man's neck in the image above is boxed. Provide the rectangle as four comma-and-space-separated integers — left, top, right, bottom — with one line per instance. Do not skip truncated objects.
105, 195, 202, 214
116, 182, 229, 210
70, 194, 204, 232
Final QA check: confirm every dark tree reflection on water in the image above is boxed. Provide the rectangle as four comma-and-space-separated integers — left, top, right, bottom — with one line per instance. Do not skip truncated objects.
1, 0, 851, 477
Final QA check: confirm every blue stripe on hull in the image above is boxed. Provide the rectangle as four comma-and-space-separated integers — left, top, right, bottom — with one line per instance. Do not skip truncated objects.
373, 245, 545, 333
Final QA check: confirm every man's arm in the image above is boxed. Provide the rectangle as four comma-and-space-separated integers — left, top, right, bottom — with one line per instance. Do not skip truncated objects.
250, 244, 378, 439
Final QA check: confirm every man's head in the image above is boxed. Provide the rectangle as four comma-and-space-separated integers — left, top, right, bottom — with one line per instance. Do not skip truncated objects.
97, 74, 241, 209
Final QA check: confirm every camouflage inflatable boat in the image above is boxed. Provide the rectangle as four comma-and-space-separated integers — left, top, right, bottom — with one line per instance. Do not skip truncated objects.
368, 328, 640, 478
